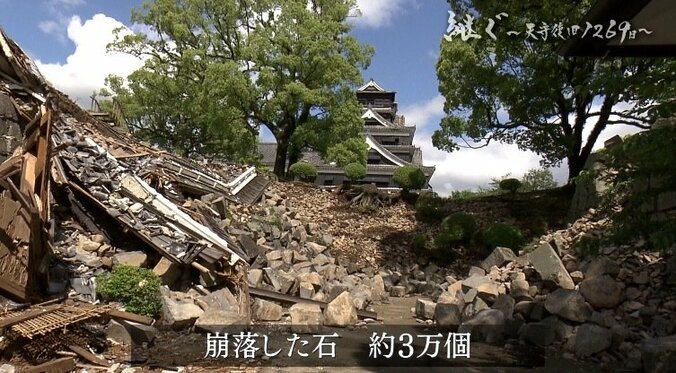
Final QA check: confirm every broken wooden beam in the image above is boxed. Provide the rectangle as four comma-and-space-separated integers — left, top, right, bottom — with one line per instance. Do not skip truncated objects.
249, 287, 378, 320
24, 357, 76, 373
107, 308, 154, 326
67, 345, 110, 368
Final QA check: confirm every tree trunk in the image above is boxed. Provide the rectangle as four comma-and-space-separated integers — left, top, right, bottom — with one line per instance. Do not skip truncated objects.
567, 154, 586, 182
273, 140, 289, 178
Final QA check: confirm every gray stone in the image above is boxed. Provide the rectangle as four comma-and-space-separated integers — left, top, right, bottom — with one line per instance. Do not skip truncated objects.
529, 243, 575, 290
278, 270, 298, 295
306, 242, 327, 255
369, 275, 388, 302
299, 282, 315, 299
264, 267, 281, 291
113, 251, 148, 267
468, 266, 486, 277
390, 285, 407, 297
290, 303, 323, 333
579, 275, 624, 309
253, 299, 283, 321
514, 301, 534, 316
153, 257, 182, 286
491, 294, 515, 318
324, 291, 358, 327
199, 288, 239, 312
461, 275, 490, 292
586, 257, 620, 279
160, 288, 205, 329
0, 364, 15, 373
569, 271, 584, 284
641, 335, 676, 373
351, 284, 372, 310
106, 319, 157, 346
481, 247, 517, 272
415, 299, 436, 320
544, 289, 592, 323
510, 279, 533, 301
78, 239, 101, 252
195, 309, 249, 333
476, 282, 500, 304
313, 253, 331, 267
435, 302, 463, 328
248, 269, 264, 288
519, 322, 556, 346
458, 309, 506, 344
575, 324, 612, 358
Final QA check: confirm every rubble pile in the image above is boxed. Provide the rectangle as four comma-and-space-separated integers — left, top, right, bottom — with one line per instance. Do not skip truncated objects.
412, 210, 676, 371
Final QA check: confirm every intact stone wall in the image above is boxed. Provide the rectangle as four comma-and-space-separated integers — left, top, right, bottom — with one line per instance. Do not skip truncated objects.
568, 119, 676, 222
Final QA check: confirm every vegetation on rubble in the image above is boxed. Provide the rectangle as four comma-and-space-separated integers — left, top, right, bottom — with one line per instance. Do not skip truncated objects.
289, 162, 318, 183
393, 166, 427, 191
107, 0, 373, 176
411, 233, 428, 255
415, 194, 446, 222
438, 212, 477, 245
97, 266, 162, 317
600, 125, 676, 251
480, 222, 525, 254
498, 178, 522, 194
343, 162, 367, 182
327, 138, 370, 168
434, 0, 676, 181
520, 168, 558, 192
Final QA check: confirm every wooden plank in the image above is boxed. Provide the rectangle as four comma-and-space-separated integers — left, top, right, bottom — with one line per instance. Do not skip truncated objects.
249, 287, 378, 320
0, 275, 26, 301
21, 153, 38, 197
24, 357, 75, 373
67, 345, 110, 367
107, 308, 154, 326
0, 305, 59, 329
0, 156, 22, 178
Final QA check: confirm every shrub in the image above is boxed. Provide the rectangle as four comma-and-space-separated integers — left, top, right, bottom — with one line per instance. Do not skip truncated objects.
97, 265, 162, 317
573, 235, 601, 258
289, 162, 318, 183
343, 162, 367, 182
415, 194, 446, 222
393, 166, 426, 191
499, 178, 522, 193
529, 216, 549, 237
439, 212, 477, 244
481, 222, 525, 253
411, 233, 428, 254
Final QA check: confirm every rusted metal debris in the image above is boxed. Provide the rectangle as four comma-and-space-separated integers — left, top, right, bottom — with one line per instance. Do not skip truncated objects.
0, 26, 270, 304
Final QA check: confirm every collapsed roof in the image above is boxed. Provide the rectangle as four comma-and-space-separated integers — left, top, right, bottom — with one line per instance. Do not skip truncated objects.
0, 26, 268, 302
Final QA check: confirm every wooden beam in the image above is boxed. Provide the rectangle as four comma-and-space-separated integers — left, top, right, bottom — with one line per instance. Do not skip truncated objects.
107, 308, 154, 326
0, 305, 59, 329
24, 357, 76, 373
67, 345, 110, 367
0, 275, 27, 302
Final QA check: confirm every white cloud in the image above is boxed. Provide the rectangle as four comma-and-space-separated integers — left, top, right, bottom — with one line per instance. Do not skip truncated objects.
400, 94, 444, 130
35, 14, 144, 105
39, 0, 86, 41
352, 0, 414, 28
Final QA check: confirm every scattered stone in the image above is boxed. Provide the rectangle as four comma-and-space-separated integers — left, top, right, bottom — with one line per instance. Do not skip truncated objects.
390, 286, 406, 297
544, 289, 592, 323
160, 288, 205, 329
575, 324, 612, 358
290, 303, 323, 333
492, 294, 515, 318
481, 247, 517, 272
570, 271, 584, 284
253, 299, 283, 321
633, 271, 650, 285
641, 335, 676, 373
468, 266, 486, 277
509, 279, 533, 301
458, 309, 506, 344
195, 309, 249, 333
0, 364, 15, 373
324, 291, 358, 327
586, 257, 620, 279
248, 269, 264, 288
435, 302, 463, 328
113, 251, 148, 267
529, 243, 575, 290
300, 282, 315, 299
153, 257, 182, 286
415, 299, 436, 320
579, 275, 624, 309
519, 322, 556, 346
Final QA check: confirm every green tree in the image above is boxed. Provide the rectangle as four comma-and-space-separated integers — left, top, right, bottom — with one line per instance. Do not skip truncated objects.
434, 0, 676, 181
108, 0, 373, 175
343, 162, 367, 181
521, 168, 557, 192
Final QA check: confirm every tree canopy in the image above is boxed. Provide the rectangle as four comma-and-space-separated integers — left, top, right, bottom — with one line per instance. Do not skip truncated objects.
107, 0, 373, 175
434, 0, 676, 181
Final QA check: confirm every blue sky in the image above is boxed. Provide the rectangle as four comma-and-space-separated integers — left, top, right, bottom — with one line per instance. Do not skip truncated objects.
0, 0, 640, 194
